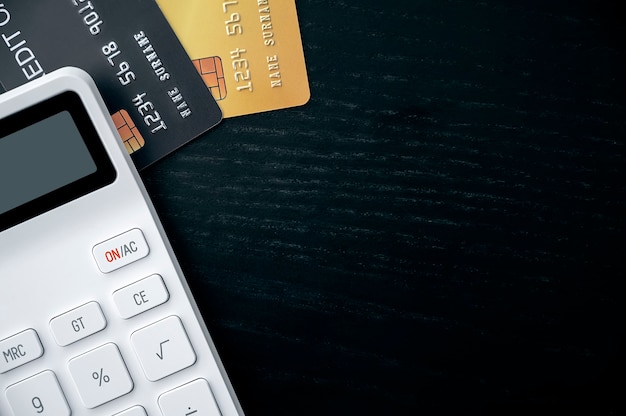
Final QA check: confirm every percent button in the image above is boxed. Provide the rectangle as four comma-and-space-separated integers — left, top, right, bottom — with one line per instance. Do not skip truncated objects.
68, 343, 134, 408
93, 368, 110, 386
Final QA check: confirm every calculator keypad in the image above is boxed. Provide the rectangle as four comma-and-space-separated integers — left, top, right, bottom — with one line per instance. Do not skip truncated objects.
1, 228, 223, 415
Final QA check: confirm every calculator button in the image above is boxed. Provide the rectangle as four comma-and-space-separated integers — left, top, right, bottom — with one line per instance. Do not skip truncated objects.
113, 274, 170, 319
130, 316, 196, 381
0, 329, 43, 374
158, 378, 221, 416
113, 405, 148, 416
5, 370, 71, 416
68, 343, 133, 408
93, 228, 149, 273
50, 301, 107, 346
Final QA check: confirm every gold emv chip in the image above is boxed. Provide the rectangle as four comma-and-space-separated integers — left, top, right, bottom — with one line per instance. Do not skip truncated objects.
192, 56, 227, 101
111, 109, 144, 154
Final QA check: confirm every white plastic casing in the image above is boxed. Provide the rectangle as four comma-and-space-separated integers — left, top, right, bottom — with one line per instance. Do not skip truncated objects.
0, 68, 244, 416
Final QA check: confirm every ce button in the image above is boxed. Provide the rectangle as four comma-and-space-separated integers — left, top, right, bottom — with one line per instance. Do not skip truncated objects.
113, 274, 170, 319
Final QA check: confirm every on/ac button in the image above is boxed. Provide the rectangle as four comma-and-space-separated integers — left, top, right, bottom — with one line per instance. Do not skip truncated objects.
93, 228, 149, 273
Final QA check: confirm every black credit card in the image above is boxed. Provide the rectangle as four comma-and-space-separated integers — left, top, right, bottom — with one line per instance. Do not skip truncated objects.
0, 0, 222, 170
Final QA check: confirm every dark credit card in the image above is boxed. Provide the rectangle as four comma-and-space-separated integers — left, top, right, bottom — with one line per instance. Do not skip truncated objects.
0, 0, 222, 170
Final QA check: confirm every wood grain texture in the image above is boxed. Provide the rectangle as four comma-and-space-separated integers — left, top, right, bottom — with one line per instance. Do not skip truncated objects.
141, 1, 626, 414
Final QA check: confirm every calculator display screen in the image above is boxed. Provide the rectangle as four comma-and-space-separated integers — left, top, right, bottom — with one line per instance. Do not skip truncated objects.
0, 91, 116, 231
0, 111, 97, 214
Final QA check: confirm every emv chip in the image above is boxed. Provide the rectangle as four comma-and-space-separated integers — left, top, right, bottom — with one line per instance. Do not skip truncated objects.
192, 57, 227, 101
111, 109, 144, 154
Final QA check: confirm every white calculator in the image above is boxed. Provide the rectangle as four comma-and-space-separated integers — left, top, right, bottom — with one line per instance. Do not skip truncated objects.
0, 68, 245, 416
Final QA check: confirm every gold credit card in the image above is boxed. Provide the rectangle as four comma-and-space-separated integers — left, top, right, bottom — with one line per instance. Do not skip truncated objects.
156, 0, 310, 117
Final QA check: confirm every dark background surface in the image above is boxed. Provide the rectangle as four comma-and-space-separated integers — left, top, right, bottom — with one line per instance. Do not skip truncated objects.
142, 1, 626, 414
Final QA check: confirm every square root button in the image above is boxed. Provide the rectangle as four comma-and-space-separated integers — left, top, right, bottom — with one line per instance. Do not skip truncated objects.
93, 228, 149, 273
130, 316, 196, 381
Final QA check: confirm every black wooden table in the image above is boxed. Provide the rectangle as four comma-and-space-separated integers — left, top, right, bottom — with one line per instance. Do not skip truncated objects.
142, 1, 626, 414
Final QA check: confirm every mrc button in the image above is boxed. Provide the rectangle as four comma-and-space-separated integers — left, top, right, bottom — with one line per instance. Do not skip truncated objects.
93, 228, 149, 273
0, 329, 44, 374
